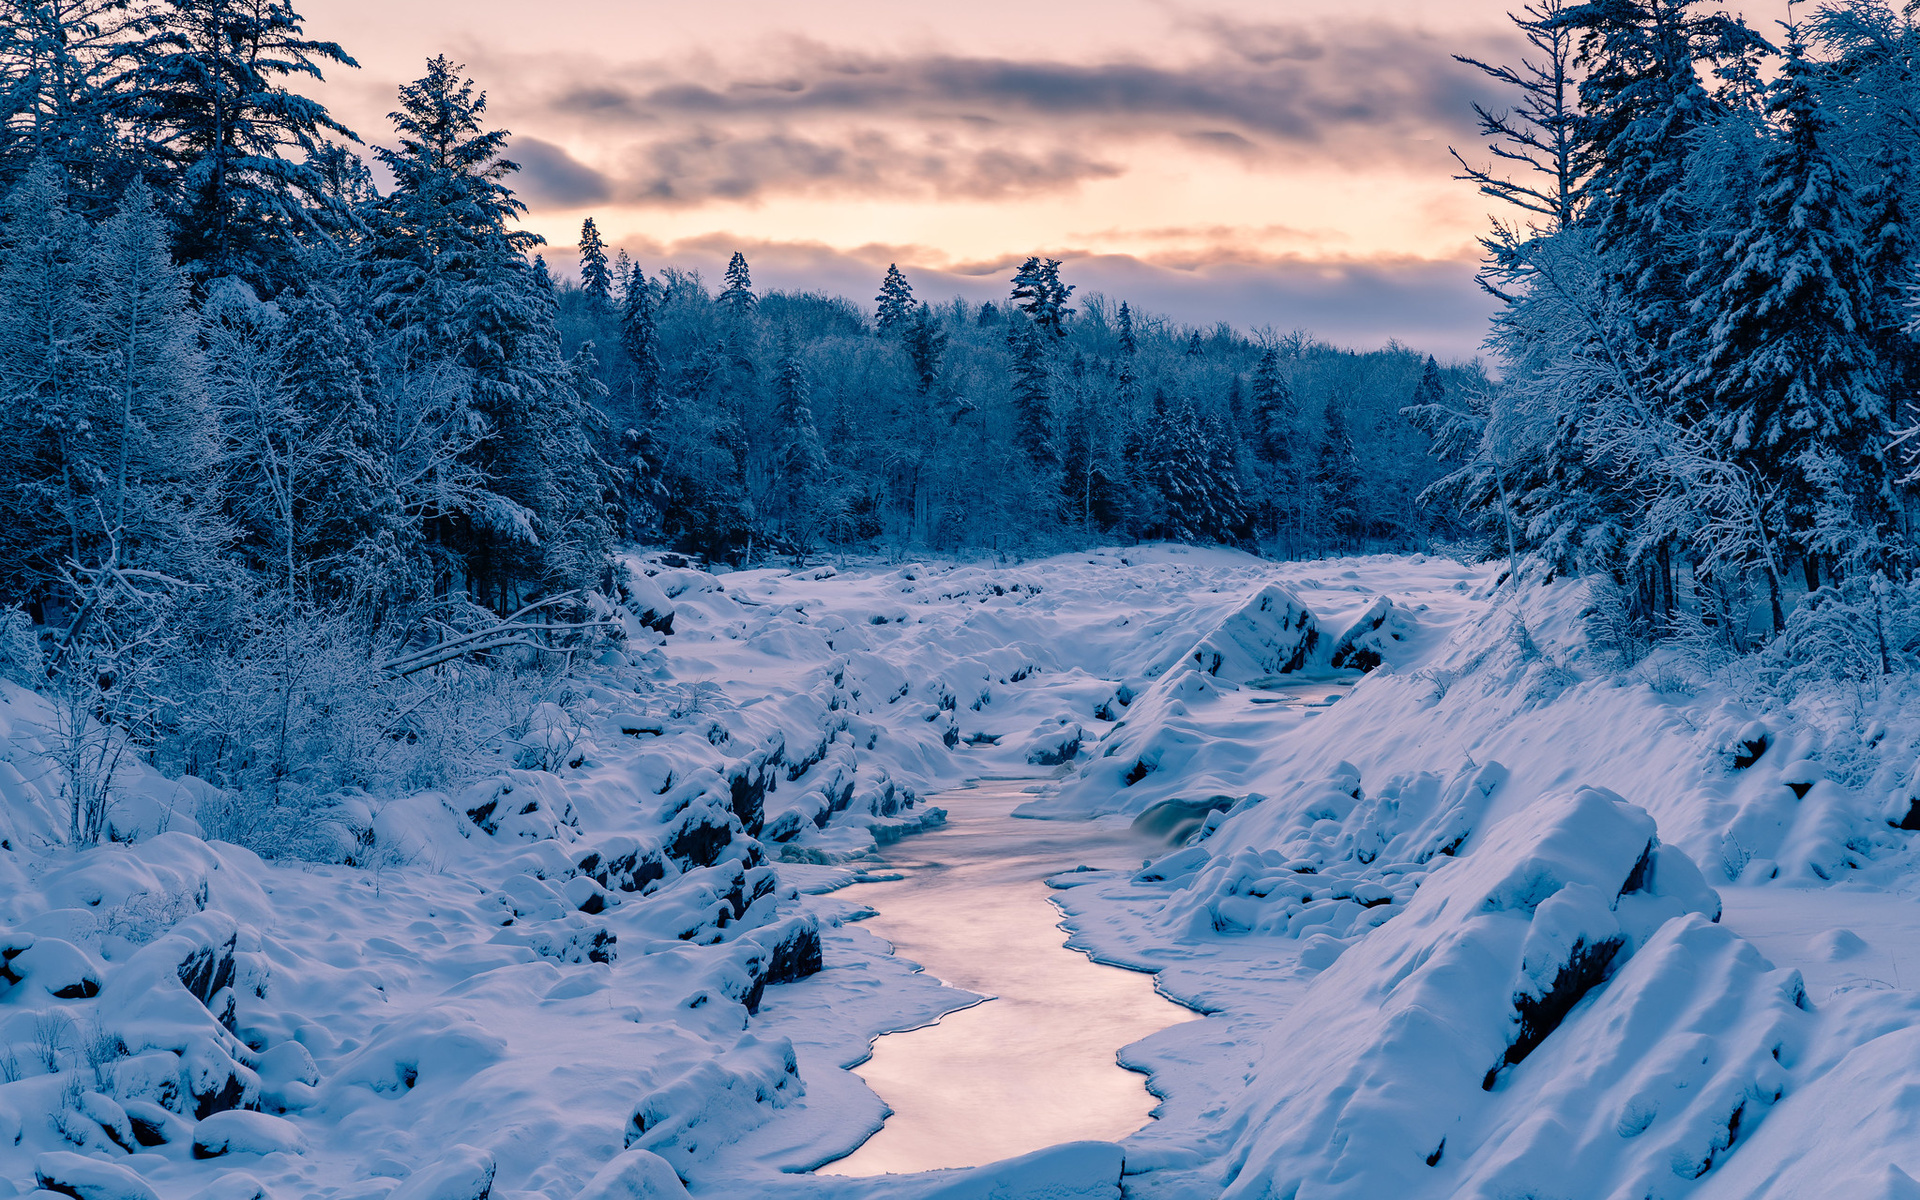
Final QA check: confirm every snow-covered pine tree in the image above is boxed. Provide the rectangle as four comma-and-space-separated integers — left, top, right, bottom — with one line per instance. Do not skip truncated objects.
1116, 301, 1136, 356
1247, 346, 1299, 540
875, 263, 914, 335
0, 0, 149, 215
617, 261, 670, 537
903, 303, 946, 393
1186, 331, 1204, 357
0, 163, 94, 605
770, 326, 825, 551
129, 0, 359, 285
578, 217, 613, 310
611, 249, 632, 305
1011, 256, 1074, 337
371, 56, 614, 604
1313, 394, 1365, 549
1682, 30, 1888, 599
1008, 319, 1058, 478
719, 251, 756, 316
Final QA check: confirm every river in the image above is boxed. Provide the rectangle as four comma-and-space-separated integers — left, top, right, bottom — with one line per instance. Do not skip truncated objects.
819, 777, 1199, 1176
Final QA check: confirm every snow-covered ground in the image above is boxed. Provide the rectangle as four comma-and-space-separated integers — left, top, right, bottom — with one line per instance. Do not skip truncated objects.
4, 545, 1920, 1199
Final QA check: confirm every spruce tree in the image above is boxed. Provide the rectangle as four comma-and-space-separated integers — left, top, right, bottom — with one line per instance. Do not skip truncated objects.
0, 0, 149, 214
619, 263, 669, 537
902, 303, 946, 393
1186, 331, 1204, 357
1009, 320, 1057, 475
875, 263, 914, 334
771, 326, 825, 546
1117, 301, 1136, 356
1684, 30, 1887, 585
0, 163, 93, 602
718, 251, 755, 316
130, 0, 360, 285
578, 216, 612, 310
1011, 256, 1074, 337
1313, 396, 1365, 548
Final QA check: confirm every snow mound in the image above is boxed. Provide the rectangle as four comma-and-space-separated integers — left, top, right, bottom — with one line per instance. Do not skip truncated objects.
1196, 786, 1804, 1200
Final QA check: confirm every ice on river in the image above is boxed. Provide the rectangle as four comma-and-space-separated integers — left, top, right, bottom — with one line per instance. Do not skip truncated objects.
822, 779, 1196, 1175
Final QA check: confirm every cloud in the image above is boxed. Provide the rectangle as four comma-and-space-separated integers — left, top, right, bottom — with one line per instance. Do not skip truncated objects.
510, 136, 613, 207
538, 231, 1497, 361
620, 129, 1122, 206
486, 20, 1519, 206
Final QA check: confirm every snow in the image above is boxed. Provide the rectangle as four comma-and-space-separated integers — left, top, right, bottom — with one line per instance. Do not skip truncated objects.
4, 546, 1920, 1198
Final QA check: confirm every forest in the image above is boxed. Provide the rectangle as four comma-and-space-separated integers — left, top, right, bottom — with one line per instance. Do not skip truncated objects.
0, 0, 1467, 845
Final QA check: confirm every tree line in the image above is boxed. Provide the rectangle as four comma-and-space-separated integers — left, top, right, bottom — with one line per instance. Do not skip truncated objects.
1432, 0, 1920, 673
0, 0, 1463, 844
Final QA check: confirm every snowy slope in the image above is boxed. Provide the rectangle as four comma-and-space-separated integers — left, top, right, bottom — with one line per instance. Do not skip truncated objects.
3, 547, 1920, 1199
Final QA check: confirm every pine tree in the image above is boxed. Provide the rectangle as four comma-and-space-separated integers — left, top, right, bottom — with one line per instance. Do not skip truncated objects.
718, 250, 755, 316
1011, 256, 1074, 337
0, 163, 93, 603
1683, 31, 1888, 593
1314, 395, 1365, 548
130, 0, 359, 285
1117, 301, 1136, 356
371, 56, 609, 603
771, 326, 825, 546
578, 216, 612, 310
1009, 320, 1057, 476
902, 303, 946, 393
1185, 331, 1204, 357
619, 263, 669, 536
0, 0, 149, 214
875, 263, 914, 334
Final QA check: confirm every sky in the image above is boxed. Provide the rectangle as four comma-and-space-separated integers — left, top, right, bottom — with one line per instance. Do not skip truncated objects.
298, 0, 1792, 361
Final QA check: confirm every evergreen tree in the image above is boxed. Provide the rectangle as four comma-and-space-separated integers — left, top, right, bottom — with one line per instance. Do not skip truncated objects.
1247, 347, 1299, 539
0, 0, 149, 213
875, 263, 914, 334
771, 326, 825, 546
1009, 320, 1057, 476
130, 0, 359, 285
1117, 301, 1136, 356
1682, 31, 1888, 590
1313, 395, 1364, 547
0, 163, 93, 603
372, 56, 606, 603
578, 216, 612, 310
617, 261, 669, 537
1011, 256, 1074, 337
902, 303, 946, 394
718, 250, 755, 316
1186, 331, 1204, 357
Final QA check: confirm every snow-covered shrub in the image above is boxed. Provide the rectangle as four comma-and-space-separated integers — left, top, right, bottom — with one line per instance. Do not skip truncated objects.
0, 607, 41, 687
1768, 576, 1920, 695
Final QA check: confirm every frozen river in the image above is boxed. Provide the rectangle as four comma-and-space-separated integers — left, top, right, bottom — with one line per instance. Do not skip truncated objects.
820, 777, 1199, 1176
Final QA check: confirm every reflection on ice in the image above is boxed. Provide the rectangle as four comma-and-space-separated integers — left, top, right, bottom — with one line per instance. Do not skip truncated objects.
820, 779, 1197, 1176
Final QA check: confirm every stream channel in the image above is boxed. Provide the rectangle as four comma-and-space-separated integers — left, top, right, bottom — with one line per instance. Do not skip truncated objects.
819, 777, 1199, 1176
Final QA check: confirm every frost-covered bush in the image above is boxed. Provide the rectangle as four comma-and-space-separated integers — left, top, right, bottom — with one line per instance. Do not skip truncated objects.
1768, 576, 1920, 695
156, 596, 613, 859
0, 606, 41, 687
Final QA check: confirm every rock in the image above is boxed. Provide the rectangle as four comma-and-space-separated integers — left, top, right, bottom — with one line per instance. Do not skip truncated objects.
122, 1099, 192, 1147
388, 1145, 496, 1200
12, 937, 102, 998
33, 1152, 160, 1200
192, 1110, 305, 1158
572, 1148, 689, 1199
1023, 721, 1084, 766
186, 1174, 273, 1200
1131, 796, 1238, 845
